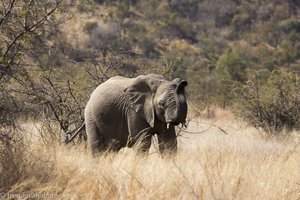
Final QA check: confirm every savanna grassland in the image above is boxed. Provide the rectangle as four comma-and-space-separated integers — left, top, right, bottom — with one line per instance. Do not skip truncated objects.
1, 1, 300, 199
3, 109, 299, 200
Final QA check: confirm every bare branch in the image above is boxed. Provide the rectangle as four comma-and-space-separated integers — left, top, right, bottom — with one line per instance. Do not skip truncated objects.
0, 0, 16, 25
0, 0, 63, 80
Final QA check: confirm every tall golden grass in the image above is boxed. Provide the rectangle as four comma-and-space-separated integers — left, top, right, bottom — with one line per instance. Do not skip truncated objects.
1, 114, 299, 200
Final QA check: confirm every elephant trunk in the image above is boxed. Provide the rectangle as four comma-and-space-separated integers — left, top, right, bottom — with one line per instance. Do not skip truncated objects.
165, 92, 187, 125
172, 81, 188, 124
175, 94, 188, 123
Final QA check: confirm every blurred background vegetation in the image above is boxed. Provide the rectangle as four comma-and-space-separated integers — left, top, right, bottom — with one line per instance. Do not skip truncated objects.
0, 0, 299, 147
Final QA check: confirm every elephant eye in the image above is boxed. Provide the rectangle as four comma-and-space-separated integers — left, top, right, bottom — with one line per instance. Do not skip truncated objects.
159, 101, 165, 108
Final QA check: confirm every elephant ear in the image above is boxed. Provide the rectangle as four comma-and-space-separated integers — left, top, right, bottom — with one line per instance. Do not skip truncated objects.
125, 76, 156, 127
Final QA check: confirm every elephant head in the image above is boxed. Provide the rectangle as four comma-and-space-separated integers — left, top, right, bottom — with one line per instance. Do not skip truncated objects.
154, 78, 188, 126
125, 74, 188, 128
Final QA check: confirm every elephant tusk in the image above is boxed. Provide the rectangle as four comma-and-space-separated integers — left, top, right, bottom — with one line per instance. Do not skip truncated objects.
167, 123, 170, 129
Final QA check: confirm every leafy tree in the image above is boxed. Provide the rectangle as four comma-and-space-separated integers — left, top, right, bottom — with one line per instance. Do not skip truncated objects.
278, 31, 300, 67
213, 45, 255, 107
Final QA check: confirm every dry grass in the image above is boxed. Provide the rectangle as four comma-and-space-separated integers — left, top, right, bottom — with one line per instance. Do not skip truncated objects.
1, 115, 299, 200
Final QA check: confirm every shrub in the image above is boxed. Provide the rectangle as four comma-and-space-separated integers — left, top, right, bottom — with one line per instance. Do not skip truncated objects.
233, 70, 299, 135
84, 21, 98, 33
278, 18, 300, 34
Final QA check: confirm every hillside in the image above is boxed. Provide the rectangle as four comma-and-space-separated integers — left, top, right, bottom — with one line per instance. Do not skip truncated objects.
59, 0, 300, 106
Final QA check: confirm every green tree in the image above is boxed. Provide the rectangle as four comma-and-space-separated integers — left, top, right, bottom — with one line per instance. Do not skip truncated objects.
213, 47, 253, 107
278, 31, 300, 67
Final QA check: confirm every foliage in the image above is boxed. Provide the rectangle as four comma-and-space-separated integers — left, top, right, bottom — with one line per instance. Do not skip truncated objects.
234, 70, 299, 135
278, 18, 300, 34
84, 21, 98, 33
278, 31, 300, 66
213, 46, 252, 108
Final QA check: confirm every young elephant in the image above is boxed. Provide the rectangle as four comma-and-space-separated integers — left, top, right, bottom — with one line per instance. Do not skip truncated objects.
84, 74, 188, 156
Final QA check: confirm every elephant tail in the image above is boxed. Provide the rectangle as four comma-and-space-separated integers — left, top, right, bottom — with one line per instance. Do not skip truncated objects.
64, 123, 85, 144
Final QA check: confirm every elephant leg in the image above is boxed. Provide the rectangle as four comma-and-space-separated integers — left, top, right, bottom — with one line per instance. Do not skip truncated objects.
157, 124, 177, 157
134, 132, 152, 155
126, 112, 153, 155
85, 118, 105, 156
106, 139, 124, 153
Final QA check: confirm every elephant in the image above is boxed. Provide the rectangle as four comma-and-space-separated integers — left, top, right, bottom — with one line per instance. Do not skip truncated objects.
84, 73, 188, 156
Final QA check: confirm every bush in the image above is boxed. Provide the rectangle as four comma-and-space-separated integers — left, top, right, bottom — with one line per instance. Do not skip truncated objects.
234, 70, 299, 135
278, 18, 300, 34
84, 21, 98, 33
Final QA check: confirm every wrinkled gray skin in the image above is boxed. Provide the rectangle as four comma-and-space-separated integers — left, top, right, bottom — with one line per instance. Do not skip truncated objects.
84, 74, 188, 156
